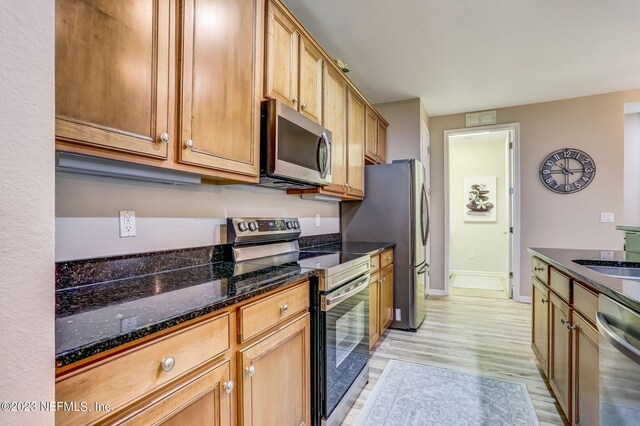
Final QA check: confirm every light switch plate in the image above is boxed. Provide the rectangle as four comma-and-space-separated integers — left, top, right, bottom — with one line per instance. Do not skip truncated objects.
600, 212, 614, 223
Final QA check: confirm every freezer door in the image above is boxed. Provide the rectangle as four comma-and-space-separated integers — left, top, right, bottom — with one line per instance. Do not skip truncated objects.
412, 160, 427, 267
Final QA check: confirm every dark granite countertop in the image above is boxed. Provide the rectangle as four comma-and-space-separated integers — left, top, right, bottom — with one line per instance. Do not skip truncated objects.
301, 241, 395, 255
56, 261, 315, 368
528, 248, 640, 312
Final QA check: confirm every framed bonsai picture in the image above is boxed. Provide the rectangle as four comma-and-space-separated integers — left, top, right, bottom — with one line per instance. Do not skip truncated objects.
464, 176, 497, 222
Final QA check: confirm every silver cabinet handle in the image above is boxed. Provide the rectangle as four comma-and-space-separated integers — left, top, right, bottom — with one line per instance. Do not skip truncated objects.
292, 98, 298, 104
280, 304, 289, 314
160, 357, 175, 372
597, 312, 640, 363
185, 139, 194, 149
246, 365, 255, 378
534, 266, 545, 272
541, 298, 548, 304
560, 318, 572, 330
223, 380, 234, 394
159, 132, 170, 144
301, 103, 306, 109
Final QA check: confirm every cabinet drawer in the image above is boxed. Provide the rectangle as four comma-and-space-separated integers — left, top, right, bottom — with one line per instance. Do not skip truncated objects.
532, 257, 549, 284
239, 281, 309, 343
56, 313, 230, 425
550, 268, 571, 302
380, 248, 394, 269
574, 282, 598, 325
370, 254, 380, 274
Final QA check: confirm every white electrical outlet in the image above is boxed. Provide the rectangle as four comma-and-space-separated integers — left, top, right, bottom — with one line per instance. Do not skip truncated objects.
316, 213, 320, 227
600, 212, 614, 223
600, 251, 615, 261
119, 210, 136, 237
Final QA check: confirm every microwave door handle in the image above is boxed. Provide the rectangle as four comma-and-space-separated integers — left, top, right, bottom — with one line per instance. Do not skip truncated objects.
597, 312, 640, 364
318, 132, 331, 179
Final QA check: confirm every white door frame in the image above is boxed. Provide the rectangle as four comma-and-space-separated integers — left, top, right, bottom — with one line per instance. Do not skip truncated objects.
420, 120, 431, 294
444, 123, 523, 302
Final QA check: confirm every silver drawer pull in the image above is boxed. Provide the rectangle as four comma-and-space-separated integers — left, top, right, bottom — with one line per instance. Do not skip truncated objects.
280, 304, 289, 314
534, 266, 545, 272
223, 380, 234, 394
160, 357, 175, 372
541, 298, 548, 304
159, 132, 170, 144
185, 139, 194, 149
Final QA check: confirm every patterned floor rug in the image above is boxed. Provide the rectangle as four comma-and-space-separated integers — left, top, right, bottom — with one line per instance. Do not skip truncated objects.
354, 360, 539, 426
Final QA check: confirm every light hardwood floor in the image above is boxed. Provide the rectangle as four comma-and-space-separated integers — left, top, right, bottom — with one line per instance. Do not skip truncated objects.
342, 294, 568, 425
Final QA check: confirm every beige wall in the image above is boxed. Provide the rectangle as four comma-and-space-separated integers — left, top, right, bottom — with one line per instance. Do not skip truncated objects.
449, 137, 509, 274
430, 89, 640, 299
56, 173, 340, 260
624, 112, 640, 225
0, 1, 55, 423
375, 98, 422, 161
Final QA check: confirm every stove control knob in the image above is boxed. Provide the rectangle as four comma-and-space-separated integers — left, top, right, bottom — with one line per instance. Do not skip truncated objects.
293, 221, 300, 229
286, 221, 293, 229
249, 222, 258, 231
238, 222, 248, 232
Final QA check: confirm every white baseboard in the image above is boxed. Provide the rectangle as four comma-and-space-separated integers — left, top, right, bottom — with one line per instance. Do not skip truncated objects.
426, 289, 447, 297
451, 270, 509, 278
514, 295, 532, 304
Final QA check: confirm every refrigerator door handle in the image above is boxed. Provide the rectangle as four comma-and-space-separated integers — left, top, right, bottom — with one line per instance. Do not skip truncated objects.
417, 262, 430, 275
421, 183, 429, 246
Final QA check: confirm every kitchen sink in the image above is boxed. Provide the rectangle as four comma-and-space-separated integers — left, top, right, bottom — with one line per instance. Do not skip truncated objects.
573, 259, 640, 280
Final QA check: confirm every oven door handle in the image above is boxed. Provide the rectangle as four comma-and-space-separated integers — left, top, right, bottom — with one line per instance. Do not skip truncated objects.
323, 275, 371, 311
597, 312, 640, 364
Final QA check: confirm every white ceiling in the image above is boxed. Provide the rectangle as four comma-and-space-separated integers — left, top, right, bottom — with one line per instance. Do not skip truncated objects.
281, 0, 640, 116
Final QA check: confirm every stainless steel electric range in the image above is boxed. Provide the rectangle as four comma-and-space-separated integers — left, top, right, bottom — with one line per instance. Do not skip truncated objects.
227, 217, 371, 426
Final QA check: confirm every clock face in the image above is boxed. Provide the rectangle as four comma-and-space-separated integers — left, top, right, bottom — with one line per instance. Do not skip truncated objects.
539, 148, 596, 194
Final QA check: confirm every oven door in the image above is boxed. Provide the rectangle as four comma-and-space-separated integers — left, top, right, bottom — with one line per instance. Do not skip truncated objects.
321, 274, 370, 420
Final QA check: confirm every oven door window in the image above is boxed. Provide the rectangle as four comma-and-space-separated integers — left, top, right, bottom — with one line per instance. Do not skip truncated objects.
323, 283, 369, 416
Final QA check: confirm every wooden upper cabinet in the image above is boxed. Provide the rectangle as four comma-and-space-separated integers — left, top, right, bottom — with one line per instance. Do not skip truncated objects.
239, 314, 311, 426
322, 64, 348, 195
347, 88, 365, 198
365, 107, 378, 160
55, 0, 170, 158
179, 0, 260, 177
298, 37, 323, 124
377, 119, 388, 164
265, 1, 299, 109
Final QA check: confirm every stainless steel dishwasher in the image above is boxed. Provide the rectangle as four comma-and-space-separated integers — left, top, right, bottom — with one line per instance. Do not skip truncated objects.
597, 294, 640, 425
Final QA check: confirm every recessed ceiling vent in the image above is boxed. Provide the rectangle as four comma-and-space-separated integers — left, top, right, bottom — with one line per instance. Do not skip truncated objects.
465, 110, 496, 127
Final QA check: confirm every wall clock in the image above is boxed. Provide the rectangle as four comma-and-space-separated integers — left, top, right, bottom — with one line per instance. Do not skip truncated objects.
539, 148, 595, 194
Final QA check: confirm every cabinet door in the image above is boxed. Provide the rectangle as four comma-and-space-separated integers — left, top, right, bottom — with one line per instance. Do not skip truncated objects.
55, 0, 170, 158
369, 272, 380, 350
532, 277, 550, 377
265, 1, 299, 109
322, 65, 347, 195
298, 36, 323, 124
549, 294, 572, 422
239, 314, 311, 426
572, 313, 599, 426
365, 106, 378, 161
377, 120, 387, 164
380, 265, 394, 333
121, 361, 232, 426
346, 88, 365, 198
179, 0, 259, 177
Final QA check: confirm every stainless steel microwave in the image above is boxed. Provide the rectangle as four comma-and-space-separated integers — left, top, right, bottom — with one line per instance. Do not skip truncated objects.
260, 99, 332, 189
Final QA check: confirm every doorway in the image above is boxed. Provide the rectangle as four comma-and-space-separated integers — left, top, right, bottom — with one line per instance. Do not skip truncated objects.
444, 124, 520, 300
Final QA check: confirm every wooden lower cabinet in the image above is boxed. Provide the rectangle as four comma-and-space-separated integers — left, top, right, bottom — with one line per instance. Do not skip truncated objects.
121, 361, 232, 426
572, 312, 599, 426
369, 272, 380, 350
379, 265, 394, 333
238, 313, 311, 426
549, 293, 573, 421
532, 277, 550, 376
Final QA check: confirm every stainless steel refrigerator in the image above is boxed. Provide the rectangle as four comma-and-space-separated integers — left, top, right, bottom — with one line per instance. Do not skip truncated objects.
341, 159, 429, 330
